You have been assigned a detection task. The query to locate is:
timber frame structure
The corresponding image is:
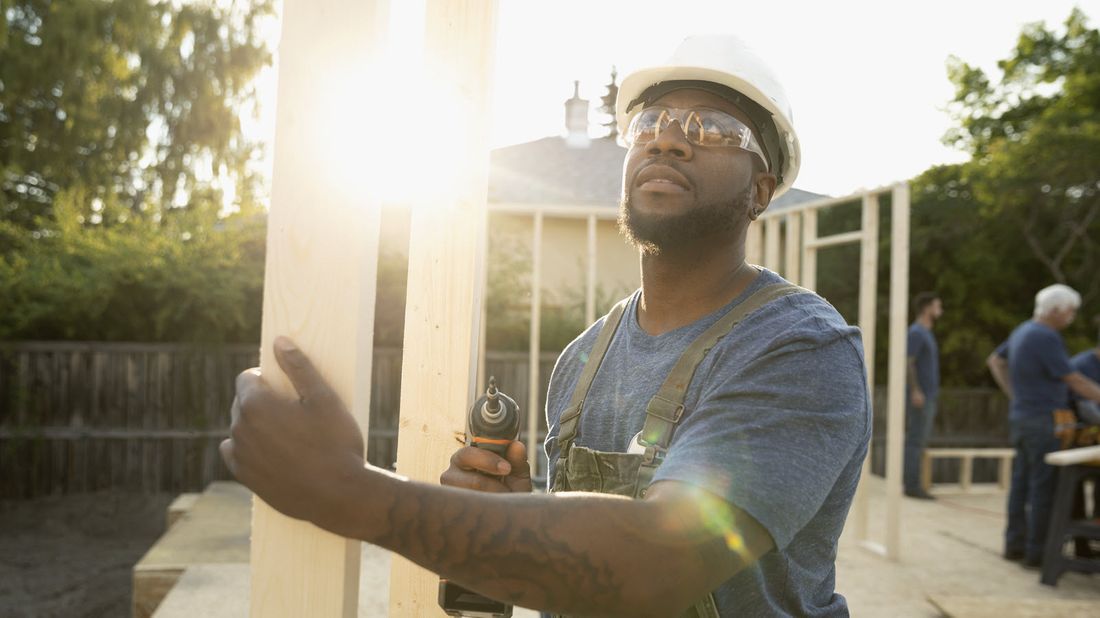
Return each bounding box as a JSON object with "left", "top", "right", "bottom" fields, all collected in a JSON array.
[{"left": 751, "top": 184, "right": 912, "bottom": 560}]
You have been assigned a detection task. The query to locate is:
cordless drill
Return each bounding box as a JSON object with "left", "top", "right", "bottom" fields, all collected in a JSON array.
[{"left": 438, "top": 377, "right": 520, "bottom": 618}]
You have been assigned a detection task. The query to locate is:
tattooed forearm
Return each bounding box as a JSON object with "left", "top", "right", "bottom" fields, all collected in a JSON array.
[{"left": 339, "top": 468, "right": 767, "bottom": 617}]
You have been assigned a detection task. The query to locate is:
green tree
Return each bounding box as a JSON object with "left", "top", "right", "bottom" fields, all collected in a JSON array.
[
  {"left": 945, "top": 8, "right": 1100, "bottom": 311},
  {"left": 0, "top": 186, "right": 266, "bottom": 342},
  {"left": 1, "top": 0, "right": 274, "bottom": 229},
  {"left": 0, "top": 0, "right": 274, "bottom": 343}
]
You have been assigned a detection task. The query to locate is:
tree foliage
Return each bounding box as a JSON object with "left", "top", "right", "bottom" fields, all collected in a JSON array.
[
  {"left": 0, "top": 187, "right": 266, "bottom": 342},
  {"left": 851, "top": 8, "right": 1100, "bottom": 386},
  {"left": 1, "top": 0, "right": 274, "bottom": 228},
  {"left": 0, "top": 0, "right": 274, "bottom": 343},
  {"left": 945, "top": 8, "right": 1100, "bottom": 307}
]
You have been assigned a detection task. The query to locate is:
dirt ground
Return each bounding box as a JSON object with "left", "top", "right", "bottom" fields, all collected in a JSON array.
[{"left": 0, "top": 491, "right": 174, "bottom": 618}]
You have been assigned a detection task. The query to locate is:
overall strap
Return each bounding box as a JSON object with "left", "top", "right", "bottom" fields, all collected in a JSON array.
[
  {"left": 555, "top": 298, "right": 630, "bottom": 462},
  {"left": 635, "top": 282, "right": 811, "bottom": 492}
]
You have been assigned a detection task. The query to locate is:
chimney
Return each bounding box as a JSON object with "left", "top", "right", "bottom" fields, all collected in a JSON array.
[{"left": 564, "top": 80, "right": 590, "bottom": 148}]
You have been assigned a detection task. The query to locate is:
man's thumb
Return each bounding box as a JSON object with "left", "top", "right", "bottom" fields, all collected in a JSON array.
[{"left": 273, "top": 337, "right": 334, "bottom": 409}]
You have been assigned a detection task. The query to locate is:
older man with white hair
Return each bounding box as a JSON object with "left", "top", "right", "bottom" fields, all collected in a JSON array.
[{"left": 988, "top": 284, "right": 1100, "bottom": 569}]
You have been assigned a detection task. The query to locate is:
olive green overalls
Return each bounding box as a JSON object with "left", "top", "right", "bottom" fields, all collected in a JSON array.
[{"left": 549, "top": 282, "right": 807, "bottom": 618}]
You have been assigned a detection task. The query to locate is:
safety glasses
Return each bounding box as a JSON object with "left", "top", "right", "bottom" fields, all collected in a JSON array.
[{"left": 624, "top": 106, "right": 769, "bottom": 170}]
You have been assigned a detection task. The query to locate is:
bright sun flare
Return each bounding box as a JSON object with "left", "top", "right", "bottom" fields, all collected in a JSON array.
[{"left": 305, "top": 2, "right": 476, "bottom": 208}]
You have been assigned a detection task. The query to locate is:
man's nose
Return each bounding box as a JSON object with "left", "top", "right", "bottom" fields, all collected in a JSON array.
[{"left": 645, "top": 120, "right": 694, "bottom": 160}]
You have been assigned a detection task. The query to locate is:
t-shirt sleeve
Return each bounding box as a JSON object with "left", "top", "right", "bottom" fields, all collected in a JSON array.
[
  {"left": 995, "top": 340, "right": 1009, "bottom": 359},
  {"left": 652, "top": 310, "right": 869, "bottom": 551},
  {"left": 1037, "top": 330, "right": 1073, "bottom": 380},
  {"left": 907, "top": 326, "right": 924, "bottom": 360}
]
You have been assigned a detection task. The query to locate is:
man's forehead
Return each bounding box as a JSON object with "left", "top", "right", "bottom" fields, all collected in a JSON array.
[{"left": 647, "top": 87, "right": 754, "bottom": 126}]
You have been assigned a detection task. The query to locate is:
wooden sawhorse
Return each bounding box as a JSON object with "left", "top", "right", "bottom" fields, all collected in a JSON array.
[{"left": 1040, "top": 445, "right": 1100, "bottom": 586}]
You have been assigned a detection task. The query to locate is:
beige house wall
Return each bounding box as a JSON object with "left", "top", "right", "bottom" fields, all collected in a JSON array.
[
  {"left": 377, "top": 205, "right": 639, "bottom": 317},
  {"left": 489, "top": 211, "right": 638, "bottom": 313}
]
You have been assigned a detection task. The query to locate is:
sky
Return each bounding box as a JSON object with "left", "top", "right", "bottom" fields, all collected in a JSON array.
[{"left": 247, "top": 0, "right": 1097, "bottom": 198}]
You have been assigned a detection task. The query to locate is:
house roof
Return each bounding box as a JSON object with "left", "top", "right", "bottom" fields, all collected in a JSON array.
[
  {"left": 488, "top": 136, "right": 826, "bottom": 209},
  {"left": 489, "top": 137, "right": 627, "bottom": 205}
]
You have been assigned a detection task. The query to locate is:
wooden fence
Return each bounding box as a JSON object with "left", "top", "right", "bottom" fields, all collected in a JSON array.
[
  {"left": 870, "top": 386, "right": 1011, "bottom": 483},
  {"left": 0, "top": 342, "right": 558, "bottom": 498},
  {"left": 1, "top": 341, "right": 1010, "bottom": 498}
]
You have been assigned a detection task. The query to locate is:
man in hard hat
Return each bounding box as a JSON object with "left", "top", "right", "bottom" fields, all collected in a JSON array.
[{"left": 223, "top": 35, "right": 869, "bottom": 616}]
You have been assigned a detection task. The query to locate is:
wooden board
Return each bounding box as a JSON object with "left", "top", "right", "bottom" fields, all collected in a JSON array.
[
  {"left": 1046, "top": 444, "right": 1100, "bottom": 466},
  {"left": 387, "top": 2, "right": 499, "bottom": 616},
  {"left": 132, "top": 482, "right": 251, "bottom": 618},
  {"left": 247, "top": 0, "right": 388, "bottom": 616}
]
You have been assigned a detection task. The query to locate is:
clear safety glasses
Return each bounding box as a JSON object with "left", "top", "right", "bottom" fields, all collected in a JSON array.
[{"left": 624, "top": 106, "right": 769, "bottom": 170}]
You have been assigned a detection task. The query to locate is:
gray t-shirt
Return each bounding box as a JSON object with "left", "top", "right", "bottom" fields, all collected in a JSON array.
[{"left": 544, "top": 269, "right": 870, "bottom": 617}]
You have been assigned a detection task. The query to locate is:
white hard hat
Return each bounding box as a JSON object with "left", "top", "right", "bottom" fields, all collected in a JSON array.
[{"left": 616, "top": 35, "right": 801, "bottom": 198}]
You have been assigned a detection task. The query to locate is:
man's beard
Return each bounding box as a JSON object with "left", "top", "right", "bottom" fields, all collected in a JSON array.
[{"left": 617, "top": 183, "right": 755, "bottom": 255}]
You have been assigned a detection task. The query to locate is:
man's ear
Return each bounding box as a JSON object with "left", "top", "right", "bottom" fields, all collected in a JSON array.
[{"left": 748, "top": 172, "right": 778, "bottom": 221}]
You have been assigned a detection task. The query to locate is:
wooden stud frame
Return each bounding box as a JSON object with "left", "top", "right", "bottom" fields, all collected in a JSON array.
[{"left": 757, "top": 183, "right": 909, "bottom": 561}]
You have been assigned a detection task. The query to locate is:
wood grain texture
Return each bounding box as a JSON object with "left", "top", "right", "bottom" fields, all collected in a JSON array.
[
  {"left": 388, "top": 2, "right": 499, "bottom": 616},
  {"left": 249, "top": 0, "right": 388, "bottom": 615}
]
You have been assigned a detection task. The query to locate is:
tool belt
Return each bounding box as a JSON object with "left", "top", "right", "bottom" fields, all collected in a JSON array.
[
  {"left": 1054, "top": 408, "right": 1100, "bottom": 449},
  {"left": 550, "top": 282, "right": 809, "bottom": 618}
]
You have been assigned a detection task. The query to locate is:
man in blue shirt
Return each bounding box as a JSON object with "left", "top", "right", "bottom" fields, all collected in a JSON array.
[
  {"left": 1068, "top": 340, "right": 1100, "bottom": 557},
  {"left": 905, "top": 292, "right": 942, "bottom": 499},
  {"left": 987, "top": 284, "right": 1100, "bottom": 568},
  {"left": 1070, "top": 343, "right": 1100, "bottom": 425}
]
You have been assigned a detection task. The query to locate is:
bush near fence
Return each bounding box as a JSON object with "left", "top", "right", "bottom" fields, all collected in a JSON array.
[{"left": 1, "top": 342, "right": 1010, "bottom": 498}]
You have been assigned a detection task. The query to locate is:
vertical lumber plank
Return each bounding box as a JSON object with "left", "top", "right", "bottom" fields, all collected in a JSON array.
[
  {"left": 783, "top": 212, "right": 801, "bottom": 284},
  {"left": 388, "top": 2, "right": 498, "bottom": 615},
  {"left": 999, "top": 455, "right": 1013, "bottom": 490},
  {"left": 800, "top": 209, "right": 818, "bottom": 291},
  {"left": 853, "top": 192, "right": 880, "bottom": 542},
  {"left": 885, "top": 183, "right": 911, "bottom": 560},
  {"left": 960, "top": 455, "right": 973, "bottom": 492},
  {"left": 248, "top": 1, "right": 388, "bottom": 616},
  {"left": 527, "top": 211, "right": 544, "bottom": 473},
  {"left": 763, "top": 216, "right": 780, "bottom": 271}
]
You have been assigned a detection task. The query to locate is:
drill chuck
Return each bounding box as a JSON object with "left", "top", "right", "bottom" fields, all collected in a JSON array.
[{"left": 468, "top": 377, "right": 520, "bottom": 454}]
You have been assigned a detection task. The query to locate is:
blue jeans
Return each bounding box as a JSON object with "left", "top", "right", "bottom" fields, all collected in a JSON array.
[
  {"left": 903, "top": 398, "right": 937, "bottom": 492},
  {"left": 1005, "top": 415, "right": 1061, "bottom": 561}
]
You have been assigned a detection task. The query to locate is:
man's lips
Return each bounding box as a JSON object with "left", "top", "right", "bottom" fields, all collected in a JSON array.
[{"left": 634, "top": 165, "right": 691, "bottom": 193}]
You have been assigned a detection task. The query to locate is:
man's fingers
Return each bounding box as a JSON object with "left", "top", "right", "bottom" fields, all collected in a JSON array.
[
  {"left": 272, "top": 337, "right": 337, "bottom": 410},
  {"left": 504, "top": 441, "right": 531, "bottom": 479},
  {"left": 449, "top": 446, "right": 510, "bottom": 475},
  {"left": 236, "top": 368, "right": 263, "bottom": 401},
  {"left": 219, "top": 439, "right": 239, "bottom": 478},
  {"left": 439, "top": 467, "right": 512, "bottom": 493}
]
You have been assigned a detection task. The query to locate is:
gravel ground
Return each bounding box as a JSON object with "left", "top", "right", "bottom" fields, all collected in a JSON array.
[{"left": 0, "top": 491, "right": 174, "bottom": 618}]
